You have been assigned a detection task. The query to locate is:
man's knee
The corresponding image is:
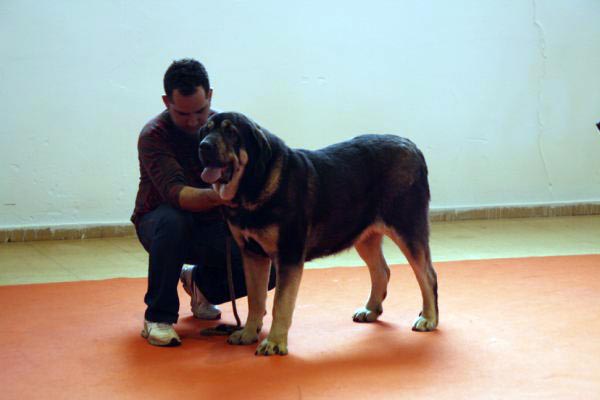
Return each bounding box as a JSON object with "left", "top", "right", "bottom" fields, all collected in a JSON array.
[
  {"left": 154, "top": 205, "right": 192, "bottom": 239},
  {"left": 136, "top": 206, "right": 193, "bottom": 252}
]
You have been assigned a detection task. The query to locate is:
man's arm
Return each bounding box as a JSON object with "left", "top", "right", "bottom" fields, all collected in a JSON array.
[
  {"left": 178, "top": 186, "right": 226, "bottom": 212},
  {"left": 138, "top": 128, "right": 227, "bottom": 213}
]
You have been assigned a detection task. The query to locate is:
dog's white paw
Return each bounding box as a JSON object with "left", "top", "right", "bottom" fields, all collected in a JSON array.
[
  {"left": 352, "top": 306, "right": 382, "bottom": 323},
  {"left": 255, "top": 337, "right": 288, "bottom": 356},
  {"left": 412, "top": 313, "right": 438, "bottom": 332},
  {"left": 227, "top": 327, "right": 259, "bottom": 345}
]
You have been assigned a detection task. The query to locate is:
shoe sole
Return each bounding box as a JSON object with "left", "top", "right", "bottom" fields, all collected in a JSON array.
[
  {"left": 141, "top": 330, "right": 181, "bottom": 347},
  {"left": 180, "top": 268, "right": 193, "bottom": 297},
  {"left": 193, "top": 312, "right": 222, "bottom": 320},
  {"left": 182, "top": 268, "right": 222, "bottom": 320}
]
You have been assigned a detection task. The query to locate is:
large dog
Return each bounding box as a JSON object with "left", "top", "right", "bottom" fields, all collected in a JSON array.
[{"left": 197, "top": 112, "right": 438, "bottom": 356}]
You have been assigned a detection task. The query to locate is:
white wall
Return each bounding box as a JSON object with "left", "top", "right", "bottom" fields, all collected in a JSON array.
[{"left": 1, "top": 0, "right": 599, "bottom": 228}]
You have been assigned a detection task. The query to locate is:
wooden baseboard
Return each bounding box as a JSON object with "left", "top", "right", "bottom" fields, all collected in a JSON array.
[
  {"left": 0, "top": 224, "right": 136, "bottom": 243},
  {"left": 429, "top": 202, "right": 600, "bottom": 222},
  {"left": 1, "top": 202, "right": 599, "bottom": 243}
]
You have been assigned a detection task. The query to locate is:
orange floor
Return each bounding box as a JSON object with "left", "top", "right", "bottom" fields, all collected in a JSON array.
[{"left": 1, "top": 255, "right": 599, "bottom": 399}]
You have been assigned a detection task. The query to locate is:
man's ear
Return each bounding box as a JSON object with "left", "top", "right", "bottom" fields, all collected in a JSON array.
[{"left": 162, "top": 95, "right": 171, "bottom": 108}]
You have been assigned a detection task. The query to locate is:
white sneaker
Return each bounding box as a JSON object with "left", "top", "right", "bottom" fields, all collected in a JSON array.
[
  {"left": 180, "top": 265, "right": 222, "bottom": 320},
  {"left": 141, "top": 320, "right": 181, "bottom": 346}
]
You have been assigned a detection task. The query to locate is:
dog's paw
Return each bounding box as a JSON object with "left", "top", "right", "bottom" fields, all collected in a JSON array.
[
  {"left": 352, "top": 306, "right": 382, "bottom": 323},
  {"left": 227, "top": 327, "right": 259, "bottom": 345},
  {"left": 255, "top": 337, "right": 288, "bottom": 356},
  {"left": 412, "top": 313, "right": 438, "bottom": 332}
]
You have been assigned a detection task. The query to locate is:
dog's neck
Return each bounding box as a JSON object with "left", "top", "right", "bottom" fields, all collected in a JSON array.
[{"left": 235, "top": 152, "right": 283, "bottom": 211}]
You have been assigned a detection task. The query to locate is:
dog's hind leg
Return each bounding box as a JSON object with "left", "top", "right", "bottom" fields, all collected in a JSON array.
[
  {"left": 352, "top": 232, "right": 391, "bottom": 323},
  {"left": 389, "top": 231, "right": 438, "bottom": 331}
]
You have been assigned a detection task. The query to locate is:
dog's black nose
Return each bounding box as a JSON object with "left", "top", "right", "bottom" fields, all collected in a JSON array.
[
  {"left": 199, "top": 141, "right": 216, "bottom": 163},
  {"left": 199, "top": 140, "right": 213, "bottom": 153}
]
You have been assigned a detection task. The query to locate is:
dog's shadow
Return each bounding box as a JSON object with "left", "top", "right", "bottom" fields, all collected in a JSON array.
[
  {"left": 183, "top": 314, "right": 447, "bottom": 369},
  {"left": 122, "top": 315, "right": 457, "bottom": 398}
]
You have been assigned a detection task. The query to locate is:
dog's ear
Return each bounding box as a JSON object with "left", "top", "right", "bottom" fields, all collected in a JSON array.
[
  {"left": 250, "top": 122, "right": 272, "bottom": 160},
  {"left": 244, "top": 118, "right": 272, "bottom": 177}
]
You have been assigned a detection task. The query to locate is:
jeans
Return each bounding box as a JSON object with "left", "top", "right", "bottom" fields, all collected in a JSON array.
[{"left": 135, "top": 204, "right": 276, "bottom": 323}]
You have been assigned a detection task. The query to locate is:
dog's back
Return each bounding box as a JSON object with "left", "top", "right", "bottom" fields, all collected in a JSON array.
[{"left": 292, "top": 134, "right": 431, "bottom": 261}]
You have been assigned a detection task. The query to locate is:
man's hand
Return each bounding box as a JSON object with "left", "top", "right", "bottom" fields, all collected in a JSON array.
[
  {"left": 223, "top": 200, "right": 239, "bottom": 208},
  {"left": 178, "top": 186, "right": 226, "bottom": 212}
]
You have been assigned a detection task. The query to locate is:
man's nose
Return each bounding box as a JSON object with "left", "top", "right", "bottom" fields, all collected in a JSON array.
[{"left": 187, "top": 117, "right": 199, "bottom": 127}]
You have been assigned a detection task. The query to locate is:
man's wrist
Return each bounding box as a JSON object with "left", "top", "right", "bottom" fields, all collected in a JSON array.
[{"left": 178, "top": 186, "right": 223, "bottom": 211}]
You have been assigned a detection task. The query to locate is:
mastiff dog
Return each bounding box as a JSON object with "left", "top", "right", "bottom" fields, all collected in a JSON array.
[{"left": 197, "top": 112, "right": 438, "bottom": 356}]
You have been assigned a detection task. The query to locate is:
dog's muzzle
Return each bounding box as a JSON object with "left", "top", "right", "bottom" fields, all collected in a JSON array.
[
  {"left": 199, "top": 139, "right": 234, "bottom": 184},
  {"left": 199, "top": 141, "right": 218, "bottom": 165}
]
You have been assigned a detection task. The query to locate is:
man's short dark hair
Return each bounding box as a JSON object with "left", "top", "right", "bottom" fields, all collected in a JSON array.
[{"left": 163, "top": 59, "right": 210, "bottom": 99}]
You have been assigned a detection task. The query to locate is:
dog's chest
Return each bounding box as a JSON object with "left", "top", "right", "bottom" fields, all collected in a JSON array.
[
  {"left": 227, "top": 208, "right": 280, "bottom": 256},
  {"left": 226, "top": 205, "right": 280, "bottom": 229},
  {"left": 235, "top": 225, "right": 279, "bottom": 257}
]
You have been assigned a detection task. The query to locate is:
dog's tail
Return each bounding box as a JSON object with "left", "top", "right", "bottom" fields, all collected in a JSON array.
[{"left": 414, "top": 148, "right": 431, "bottom": 204}]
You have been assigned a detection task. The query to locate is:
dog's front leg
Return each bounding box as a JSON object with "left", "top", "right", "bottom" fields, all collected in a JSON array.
[
  {"left": 255, "top": 262, "right": 303, "bottom": 356},
  {"left": 227, "top": 251, "right": 271, "bottom": 345}
]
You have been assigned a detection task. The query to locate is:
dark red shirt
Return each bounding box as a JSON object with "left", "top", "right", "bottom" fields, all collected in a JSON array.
[{"left": 131, "top": 110, "right": 219, "bottom": 226}]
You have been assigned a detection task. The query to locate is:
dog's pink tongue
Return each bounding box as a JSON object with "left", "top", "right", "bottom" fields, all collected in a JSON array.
[{"left": 201, "top": 167, "right": 223, "bottom": 184}]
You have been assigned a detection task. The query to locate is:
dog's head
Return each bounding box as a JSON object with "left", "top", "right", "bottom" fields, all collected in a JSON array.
[{"left": 198, "top": 112, "right": 272, "bottom": 201}]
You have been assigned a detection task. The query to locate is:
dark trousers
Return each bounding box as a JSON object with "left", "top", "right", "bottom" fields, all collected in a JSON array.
[{"left": 135, "top": 204, "right": 276, "bottom": 323}]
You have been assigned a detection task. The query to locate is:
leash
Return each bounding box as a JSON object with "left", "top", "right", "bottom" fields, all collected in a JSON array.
[
  {"left": 200, "top": 226, "right": 243, "bottom": 336},
  {"left": 226, "top": 235, "right": 242, "bottom": 327}
]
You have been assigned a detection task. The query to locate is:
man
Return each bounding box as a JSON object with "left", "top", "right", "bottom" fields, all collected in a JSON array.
[{"left": 132, "top": 59, "right": 275, "bottom": 346}]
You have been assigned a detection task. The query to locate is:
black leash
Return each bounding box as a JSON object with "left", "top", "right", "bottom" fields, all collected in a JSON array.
[{"left": 200, "top": 226, "right": 243, "bottom": 336}]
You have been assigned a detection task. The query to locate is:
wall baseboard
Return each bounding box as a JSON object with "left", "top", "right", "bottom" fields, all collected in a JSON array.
[
  {"left": 1, "top": 202, "right": 599, "bottom": 243},
  {"left": 0, "top": 224, "right": 136, "bottom": 243},
  {"left": 429, "top": 202, "right": 600, "bottom": 222}
]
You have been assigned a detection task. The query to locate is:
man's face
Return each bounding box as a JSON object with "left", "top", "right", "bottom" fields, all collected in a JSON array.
[{"left": 162, "top": 86, "right": 213, "bottom": 135}]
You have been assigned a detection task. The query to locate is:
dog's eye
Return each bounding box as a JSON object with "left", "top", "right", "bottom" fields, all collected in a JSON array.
[{"left": 227, "top": 131, "right": 240, "bottom": 146}]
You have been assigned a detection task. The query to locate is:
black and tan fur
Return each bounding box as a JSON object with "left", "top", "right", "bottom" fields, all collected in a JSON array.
[{"left": 197, "top": 112, "right": 438, "bottom": 356}]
